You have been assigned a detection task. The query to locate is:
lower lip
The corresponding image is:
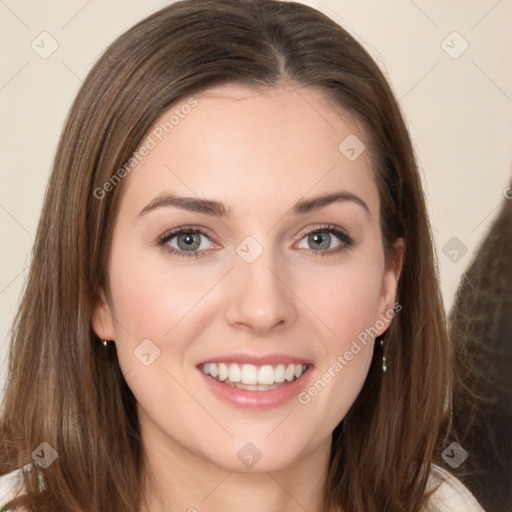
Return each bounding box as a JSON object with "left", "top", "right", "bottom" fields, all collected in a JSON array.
[{"left": 198, "top": 367, "right": 312, "bottom": 409}]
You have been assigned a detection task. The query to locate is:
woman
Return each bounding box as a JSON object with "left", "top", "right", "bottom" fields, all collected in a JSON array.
[{"left": 0, "top": 0, "right": 485, "bottom": 510}]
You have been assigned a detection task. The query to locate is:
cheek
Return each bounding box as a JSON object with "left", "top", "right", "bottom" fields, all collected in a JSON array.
[
  {"left": 294, "top": 259, "right": 383, "bottom": 417},
  {"left": 302, "top": 257, "right": 384, "bottom": 343},
  {"left": 104, "top": 247, "right": 215, "bottom": 438},
  {"left": 104, "top": 242, "right": 223, "bottom": 395},
  {"left": 107, "top": 244, "right": 219, "bottom": 343}
]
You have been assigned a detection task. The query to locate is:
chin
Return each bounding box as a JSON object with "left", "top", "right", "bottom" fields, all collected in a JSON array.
[{"left": 196, "top": 433, "right": 319, "bottom": 474}]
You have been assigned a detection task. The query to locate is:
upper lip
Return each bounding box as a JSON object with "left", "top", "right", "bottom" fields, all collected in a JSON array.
[{"left": 196, "top": 353, "right": 313, "bottom": 367}]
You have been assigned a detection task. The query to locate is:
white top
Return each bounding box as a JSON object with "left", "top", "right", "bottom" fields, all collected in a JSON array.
[
  {"left": 425, "top": 464, "right": 485, "bottom": 511},
  {"left": 0, "top": 464, "right": 45, "bottom": 511},
  {"left": 0, "top": 465, "right": 26, "bottom": 510},
  {"left": 0, "top": 463, "right": 485, "bottom": 511}
]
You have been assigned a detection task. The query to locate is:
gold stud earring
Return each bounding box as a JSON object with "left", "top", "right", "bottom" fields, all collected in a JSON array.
[{"left": 101, "top": 339, "right": 109, "bottom": 347}]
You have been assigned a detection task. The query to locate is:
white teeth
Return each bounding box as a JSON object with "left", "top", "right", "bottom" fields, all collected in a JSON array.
[
  {"left": 258, "top": 365, "right": 275, "bottom": 386},
  {"left": 228, "top": 363, "right": 241, "bottom": 383},
  {"left": 274, "top": 364, "right": 286, "bottom": 383},
  {"left": 218, "top": 363, "right": 228, "bottom": 382},
  {"left": 285, "top": 364, "right": 295, "bottom": 382},
  {"left": 241, "top": 364, "right": 258, "bottom": 385},
  {"left": 201, "top": 362, "right": 307, "bottom": 386}
]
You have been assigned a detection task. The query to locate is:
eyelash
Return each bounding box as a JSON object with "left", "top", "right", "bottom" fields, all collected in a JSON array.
[{"left": 156, "top": 224, "right": 354, "bottom": 260}]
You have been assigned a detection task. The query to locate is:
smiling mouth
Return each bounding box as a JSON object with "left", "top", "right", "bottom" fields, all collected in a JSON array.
[{"left": 199, "top": 362, "right": 309, "bottom": 391}]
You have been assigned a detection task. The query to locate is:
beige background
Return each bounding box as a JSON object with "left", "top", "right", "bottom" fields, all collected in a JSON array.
[{"left": 1, "top": 0, "right": 511, "bottom": 389}]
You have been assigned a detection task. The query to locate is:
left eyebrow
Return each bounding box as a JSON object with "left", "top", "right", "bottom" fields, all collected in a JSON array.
[
  {"left": 137, "top": 190, "right": 370, "bottom": 219},
  {"left": 292, "top": 191, "right": 370, "bottom": 217}
]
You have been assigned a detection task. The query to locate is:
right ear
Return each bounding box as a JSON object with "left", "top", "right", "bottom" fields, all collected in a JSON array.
[{"left": 91, "top": 288, "right": 116, "bottom": 341}]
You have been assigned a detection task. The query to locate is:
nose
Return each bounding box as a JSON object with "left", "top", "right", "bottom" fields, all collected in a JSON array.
[{"left": 224, "top": 245, "right": 298, "bottom": 335}]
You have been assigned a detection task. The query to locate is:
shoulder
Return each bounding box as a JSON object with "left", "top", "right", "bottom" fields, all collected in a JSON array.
[
  {"left": 423, "top": 464, "right": 485, "bottom": 512},
  {"left": 0, "top": 465, "right": 27, "bottom": 510},
  {"left": 0, "top": 463, "right": 45, "bottom": 511},
  {"left": 0, "top": 462, "right": 486, "bottom": 512}
]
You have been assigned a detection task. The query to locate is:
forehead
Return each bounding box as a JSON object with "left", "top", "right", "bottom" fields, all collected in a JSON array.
[{"left": 118, "top": 83, "right": 378, "bottom": 219}]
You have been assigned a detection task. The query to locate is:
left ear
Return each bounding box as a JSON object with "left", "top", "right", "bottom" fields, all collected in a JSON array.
[{"left": 376, "top": 238, "right": 404, "bottom": 335}]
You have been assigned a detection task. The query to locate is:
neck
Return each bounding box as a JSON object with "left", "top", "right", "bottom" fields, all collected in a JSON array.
[{"left": 139, "top": 423, "right": 333, "bottom": 512}]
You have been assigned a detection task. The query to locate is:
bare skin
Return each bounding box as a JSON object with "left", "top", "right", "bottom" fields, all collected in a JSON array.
[{"left": 92, "top": 82, "right": 402, "bottom": 512}]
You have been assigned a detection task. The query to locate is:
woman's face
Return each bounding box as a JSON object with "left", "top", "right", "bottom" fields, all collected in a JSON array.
[{"left": 93, "top": 83, "right": 401, "bottom": 472}]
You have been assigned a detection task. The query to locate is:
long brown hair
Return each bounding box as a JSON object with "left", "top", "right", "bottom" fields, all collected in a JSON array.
[{"left": 0, "top": 1, "right": 452, "bottom": 511}]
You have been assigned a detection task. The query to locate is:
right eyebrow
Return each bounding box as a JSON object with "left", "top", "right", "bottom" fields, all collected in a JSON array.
[{"left": 137, "top": 193, "right": 233, "bottom": 218}]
